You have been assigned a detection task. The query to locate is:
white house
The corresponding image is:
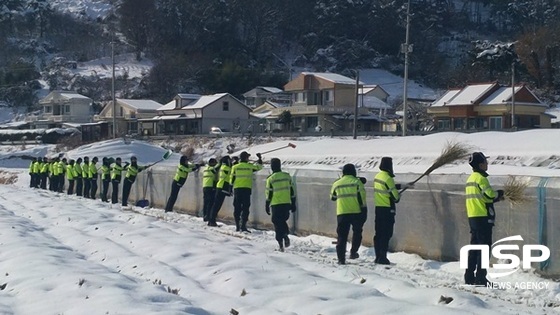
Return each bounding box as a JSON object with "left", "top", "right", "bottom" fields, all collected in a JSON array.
[
  {"left": 96, "top": 99, "right": 163, "bottom": 136},
  {"left": 28, "top": 91, "right": 93, "bottom": 128}
]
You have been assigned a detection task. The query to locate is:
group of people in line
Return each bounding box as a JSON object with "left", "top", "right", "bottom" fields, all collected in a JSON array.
[
  {"left": 29, "top": 149, "right": 504, "bottom": 283},
  {"left": 29, "top": 155, "right": 147, "bottom": 207}
]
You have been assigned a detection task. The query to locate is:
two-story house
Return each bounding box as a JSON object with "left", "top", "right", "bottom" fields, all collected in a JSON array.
[
  {"left": 29, "top": 91, "right": 93, "bottom": 128},
  {"left": 428, "top": 82, "right": 551, "bottom": 130},
  {"left": 272, "top": 72, "right": 378, "bottom": 132},
  {"left": 140, "top": 93, "right": 253, "bottom": 135},
  {"left": 96, "top": 99, "right": 163, "bottom": 136}
]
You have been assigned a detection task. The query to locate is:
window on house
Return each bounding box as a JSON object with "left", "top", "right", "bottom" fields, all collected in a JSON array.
[
  {"left": 489, "top": 117, "right": 502, "bottom": 130},
  {"left": 65, "top": 105, "right": 70, "bottom": 113},
  {"left": 223, "top": 101, "right": 229, "bottom": 111},
  {"left": 307, "top": 116, "right": 318, "bottom": 128},
  {"left": 437, "top": 119, "right": 450, "bottom": 130},
  {"left": 45, "top": 106, "right": 51, "bottom": 113},
  {"left": 119, "top": 107, "right": 124, "bottom": 117},
  {"left": 323, "top": 90, "right": 332, "bottom": 103}
]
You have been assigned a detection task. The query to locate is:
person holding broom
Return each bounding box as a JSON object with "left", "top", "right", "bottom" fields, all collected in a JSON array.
[
  {"left": 122, "top": 156, "right": 147, "bottom": 208},
  {"left": 164, "top": 155, "right": 199, "bottom": 213},
  {"left": 464, "top": 152, "right": 504, "bottom": 286},
  {"left": 230, "top": 151, "right": 263, "bottom": 232},
  {"left": 373, "top": 157, "right": 413, "bottom": 265}
]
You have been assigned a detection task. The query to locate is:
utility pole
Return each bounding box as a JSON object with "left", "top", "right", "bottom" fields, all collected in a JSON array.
[
  {"left": 511, "top": 62, "right": 515, "bottom": 129},
  {"left": 353, "top": 70, "right": 359, "bottom": 139},
  {"left": 401, "top": 0, "right": 412, "bottom": 136},
  {"left": 111, "top": 25, "right": 116, "bottom": 138}
]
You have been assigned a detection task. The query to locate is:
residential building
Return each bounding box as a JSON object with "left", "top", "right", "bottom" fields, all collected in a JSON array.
[
  {"left": 139, "top": 93, "right": 253, "bottom": 135},
  {"left": 242, "top": 86, "right": 291, "bottom": 108},
  {"left": 272, "top": 72, "right": 386, "bottom": 132},
  {"left": 96, "top": 99, "right": 163, "bottom": 136},
  {"left": 428, "top": 82, "right": 551, "bottom": 130},
  {"left": 28, "top": 91, "right": 93, "bottom": 128}
]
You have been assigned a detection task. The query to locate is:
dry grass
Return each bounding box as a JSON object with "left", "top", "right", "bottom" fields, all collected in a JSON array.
[{"left": 503, "top": 175, "right": 531, "bottom": 206}]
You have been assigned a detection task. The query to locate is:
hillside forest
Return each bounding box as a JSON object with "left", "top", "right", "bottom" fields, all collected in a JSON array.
[{"left": 0, "top": 0, "right": 559, "bottom": 110}]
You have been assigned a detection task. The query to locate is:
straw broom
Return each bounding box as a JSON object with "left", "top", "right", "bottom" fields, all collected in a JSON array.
[
  {"left": 400, "top": 141, "right": 472, "bottom": 193},
  {"left": 502, "top": 175, "right": 530, "bottom": 206}
]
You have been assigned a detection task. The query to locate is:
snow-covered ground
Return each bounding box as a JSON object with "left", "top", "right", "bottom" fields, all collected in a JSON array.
[{"left": 0, "top": 130, "right": 559, "bottom": 314}]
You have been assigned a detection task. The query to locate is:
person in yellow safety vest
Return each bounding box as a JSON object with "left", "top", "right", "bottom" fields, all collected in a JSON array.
[
  {"left": 40, "top": 157, "right": 49, "bottom": 189},
  {"left": 201, "top": 158, "right": 219, "bottom": 221},
  {"left": 56, "top": 158, "right": 66, "bottom": 193},
  {"left": 74, "top": 157, "right": 83, "bottom": 196},
  {"left": 89, "top": 157, "right": 99, "bottom": 199},
  {"left": 29, "top": 157, "right": 37, "bottom": 188},
  {"left": 100, "top": 157, "right": 112, "bottom": 202},
  {"left": 110, "top": 157, "right": 125, "bottom": 205},
  {"left": 34, "top": 157, "right": 43, "bottom": 188},
  {"left": 207, "top": 155, "right": 232, "bottom": 227},
  {"left": 82, "top": 156, "right": 91, "bottom": 198},
  {"left": 330, "top": 164, "right": 367, "bottom": 265},
  {"left": 373, "top": 157, "right": 413, "bottom": 265},
  {"left": 121, "top": 156, "right": 146, "bottom": 207},
  {"left": 66, "top": 159, "right": 76, "bottom": 194},
  {"left": 230, "top": 151, "right": 263, "bottom": 232},
  {"left": 464, "top": 152, "right": 504, "bottom": 286},
  {"left": 50, "top": 157, "right": 59, "bottom": 192},
  {"left": 165, "top": 155, "right": 199, "bottom": 212},
  {"left": 265, "top": 158, "right": 296, "bottom": 252}
]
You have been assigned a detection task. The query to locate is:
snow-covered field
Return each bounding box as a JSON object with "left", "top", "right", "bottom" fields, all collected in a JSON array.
[{"left": 0, "top": 130, "right": 559, "bottom": 314}]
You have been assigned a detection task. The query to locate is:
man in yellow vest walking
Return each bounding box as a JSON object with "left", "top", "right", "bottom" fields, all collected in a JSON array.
[
  {"left": 330, "top": 163, "right": 367, "bottom": 265},
  {"left": 464, "top": 152, "right": 504, "bottom": 285},
  {"left": 230, "top": 151, "right": 263, "bottom": 232},
  {"left": 265, "top": 158, "right": 296, "bottom": 251}
]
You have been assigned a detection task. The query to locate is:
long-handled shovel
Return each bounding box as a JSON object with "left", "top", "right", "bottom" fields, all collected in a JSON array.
[
  {"left": 259, "top": 143, "right": 297, "bottom": 155},
  {"left": 135, "top": 150, "right": 172, "bottom": 208}
]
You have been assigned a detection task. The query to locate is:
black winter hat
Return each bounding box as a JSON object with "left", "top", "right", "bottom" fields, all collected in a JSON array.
[
  {"left": 239, "top": 151, "right": 250, "bottom": 161},
  {"left": 180, "top": 155, "right": 188, "bottom": 165},
  {"left": 469, "top": 152, "right": 488, "bottom": 168},
  {"left": 380, "top": 157, "right": 393, "bottom": 173},
  {"left": 342, "top": 163, "right": 357, "bottom": 177},
  {"left": 270, "top": 158, "right": 282, "bottom": 172}
]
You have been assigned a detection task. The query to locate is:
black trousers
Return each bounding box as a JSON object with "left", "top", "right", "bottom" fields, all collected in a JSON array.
[
  {"left": 57, "top": 175, "right": 64, "bottom": 192},
  {"left": 271, "top": 204, "right": 291, "bottom": 246},
  {"left": 336, "top": 212, "right": 366, "bottom": 262},
  {"left": 111, "top": 180, "right": 120, "bottom": 204},
  {"left": 209, "top": 190, "right": 228, "bottom": 224},
  {"left": 202, "top": 187, "right": 216, "bottom": 220},
  {"left": 465, "top": 220, "right": 493, "bottom": 285},
  {"left": 165, "top": 181, "right": 182, "bottom": 212},
  {"left": 233, "top": 188, "right": 252, "bottom": 228},
  {"left": 373, "top": 207, "right": 395, "bottom": 259},
  {"left": 49, "top": 176, "right": 56, "bottom": 191},
  {"left": 83, "top": 178, "right": 91, "bottom": 198},
  {"left": 67, "top": 179, "right": 75, "bottom": 195},
  {"left": 374, "top": 207, "right": 395, "bottom": 261},
  {"left": 90, "top": 179, "right": 98, "bottom": 199},
  {"left": 29, "top": 174, "right": 35, "bottom": 188},
  {"left": 76, "top": 177, "right": 83, "bottom": 196},
  {"left": 122, "top": 179, "right": 133, "bottom": 207},
  {"left": 101, "top": 180, "right": 110, "bottom": 202},
  {"left": 40, "top": 174, "right": 47, "bottom": 189}
]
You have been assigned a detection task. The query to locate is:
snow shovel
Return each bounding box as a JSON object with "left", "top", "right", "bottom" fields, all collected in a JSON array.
[
  {"left": 259, "top": 143, "right": 297, "bottom": 155},
  {"left": 145, "top": 150, "right": 173, "bottom": 169},
  {"left": 135, "top": 170, "right": 151, "bottom": 208}
]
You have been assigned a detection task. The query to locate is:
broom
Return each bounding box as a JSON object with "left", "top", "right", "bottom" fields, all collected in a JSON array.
[
  {"left": 400, "top": 141, "right": 472, "bottom": 193},
  {"left": 502, "top": 175, "right": 530, "bottom": 206}
]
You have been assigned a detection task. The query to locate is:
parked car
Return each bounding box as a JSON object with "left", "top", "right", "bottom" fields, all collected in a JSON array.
[{"left": 209, "top": 127, "right": 224, "bottom": 135}]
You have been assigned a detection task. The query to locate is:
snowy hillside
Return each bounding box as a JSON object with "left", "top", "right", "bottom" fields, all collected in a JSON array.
[{"left": 49, "top": 0, "right": 112, "bottom": 20}]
